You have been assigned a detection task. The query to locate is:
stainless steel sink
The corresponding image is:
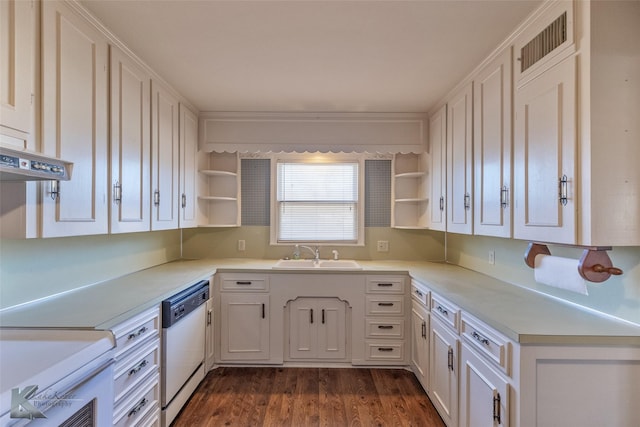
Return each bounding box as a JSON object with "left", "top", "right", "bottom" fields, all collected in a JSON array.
[{"left": 272, "top": 259, "right": 362, "bottom": 270}]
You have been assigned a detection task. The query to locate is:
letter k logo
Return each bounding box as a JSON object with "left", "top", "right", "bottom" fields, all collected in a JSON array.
[{"left": 10, "top": 385, "right": 46, "bottom": 419}]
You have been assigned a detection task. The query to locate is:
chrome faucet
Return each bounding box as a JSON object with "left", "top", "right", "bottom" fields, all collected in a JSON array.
[{"left": 299, "top": 245, "right": 320, "bottom": 263}]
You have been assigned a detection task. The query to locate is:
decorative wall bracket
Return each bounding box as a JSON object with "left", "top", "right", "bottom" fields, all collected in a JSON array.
[{"left": 524, "top": 242, "right": 623, "bottom": 283}]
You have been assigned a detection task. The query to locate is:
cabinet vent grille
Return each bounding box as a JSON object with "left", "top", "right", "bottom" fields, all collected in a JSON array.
[
  {"left": 59, "top": 400, "right": 95, "bottom": 427},
  {"left": 520, "top": 12, "right": 567, "bottom": 72}
]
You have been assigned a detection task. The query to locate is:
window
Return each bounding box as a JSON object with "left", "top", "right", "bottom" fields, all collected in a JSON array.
[{"left": 272, "top": 156, "right": 363, "bottom": 245}]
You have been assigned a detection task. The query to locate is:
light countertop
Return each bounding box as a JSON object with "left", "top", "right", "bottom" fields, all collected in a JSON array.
[{"left": 0, "top": 258, "right": 638, "bottom": 345}]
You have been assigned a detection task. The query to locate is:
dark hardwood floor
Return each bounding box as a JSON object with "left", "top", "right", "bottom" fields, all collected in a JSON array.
[{"left": 172, "top": 367, "right": 445, "bottom": 427}]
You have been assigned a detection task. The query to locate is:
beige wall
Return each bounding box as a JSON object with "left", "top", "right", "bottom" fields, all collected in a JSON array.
[
  {"left": 446, "top": 234, "right": 640, "bottom": 325},
  {"left": 182, "top": 226, "right": 445, "bottom": 262},
  {"left": 0, "top": 230, "right": 181, "bottom": 310}
]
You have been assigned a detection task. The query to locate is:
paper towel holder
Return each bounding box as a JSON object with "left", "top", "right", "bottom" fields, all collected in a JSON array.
[{"left": 524, "top": 242, "right": 623, "bottom": 283}]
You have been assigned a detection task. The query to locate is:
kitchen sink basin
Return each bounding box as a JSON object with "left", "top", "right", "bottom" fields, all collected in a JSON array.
[{"left": 272, "top": 259, "right": 362, "bottom": 270}]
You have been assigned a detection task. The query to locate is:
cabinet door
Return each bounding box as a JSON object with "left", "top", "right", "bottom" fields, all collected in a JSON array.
[
  {"left": 289, "top": 297, "right": 346, "bottom": 360},
  {"left": 474, "top": 48, "right": 512, "bottom": 238},
  {"left": 514, "top": 57, "right": 576, "bottom": 244},
  {"left": 179, "top": 104, "right": 199, "bottom": 228},
  {"left": 289, "top": 298, "right": 317, "bottom": 359},
  {"left": 460, "top": 343, "right": 509, "bottom": 427},
  {"left": 109, "top": 46, "right": 150, "bottom": 234},
  {"left": 220, "top": 293, "right": 269, "bottom": 361},
  {"left": 316, "top": 298, "right": 346, "bottom": 360},
  {"left": 429, "top": 316, "right": 459, "bottom": 427},
  {"left": 205, "top": 298, "right": 215, "bottom": 371},
  {"left": 411, "top": 301, "right": 429, "bottom": 390},
  {"left": 41, "top": 0, "right": 108, "bottom": 237},
  {"left": 447, "top": 82, "right": 473, "bottom": 235},
  {"left": 151, "top": 80, "right": 179, "bottom": 230},
  {"left": 429, "top": 105, "right": 447, "bottom": 231},
  {"left": 1, "top": 0, "right": 33, "bottom": 138}
]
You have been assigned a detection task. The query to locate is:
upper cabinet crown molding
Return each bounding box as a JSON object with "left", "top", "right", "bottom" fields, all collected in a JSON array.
[{"left": 199, "top": 112, "right": 428, "bottom": 154}]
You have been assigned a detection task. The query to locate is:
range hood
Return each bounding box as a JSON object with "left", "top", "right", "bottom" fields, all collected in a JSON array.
[{"left": 0, "top": 146, "right": 72, "bottom": 181}]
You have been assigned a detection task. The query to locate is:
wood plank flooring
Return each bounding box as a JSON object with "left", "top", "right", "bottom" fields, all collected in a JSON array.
[{"left": 172, "top": 367, "right": 445, "bottom": 427}]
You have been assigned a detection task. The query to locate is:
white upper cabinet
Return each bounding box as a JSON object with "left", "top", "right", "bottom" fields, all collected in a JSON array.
[
  {"left": 151, "top": 80, "right": 180, "bottom": 231},
  {"left": 109, "top": 45, "right": 151, "bottom": 234},
  {"left": 446, "top": 82, "right": 474, "bottom": 235},
  {"left": 513, "top": 56, "right": 576, "bottom": 244},
  {"left": 429, "top": 105, "right": 447, "bottom": 232},
  {"left": 576, "top": 0, "right": 640, "bottom": 246},
  {"left": 179, "top": 104, "right": 199, "bottom": 229},
  {"left": 41, "top": 0, "right": 109, "bottom": 238},
  {"left": 0, "top": 0, "right": 34, "bottom": 144},
  {"left": 473, "top": 48, "right": 513, "bottom": 238}
]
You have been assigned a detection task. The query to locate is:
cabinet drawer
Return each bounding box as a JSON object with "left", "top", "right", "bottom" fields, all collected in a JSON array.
[
  {"left": 366, "top": 276, "right": 405, "bottom": 294},
  {"left": 219, "top": 273, "right": 269, "bottom": 291},
  {"left": 430, "top": 293, "right": 460, "bottom": 331},
  {"left": 114, "top": 372, "right": 160, "bottom": 427},
  {"left": 138, "top": 407, "right": 161, "bottom": 427},
  {"left": 365, "top": 341, "right": 405, "bottom": 361},
  {"left": 112, "top": 307, "right": 160, "bottom": 359},
  {"left": 410, "top": 280, "right": 430, "bottom": 307},
  {"left": 366, "top": 318, "right": 404, "bottom": 339},
  {"left": 461, "top": 314, "right": 511, "bottom": 375},
  {"left": 365, "top": 295, "right": 404, "bottom": 316},
  {"left": 114, "top": 338, "right": 160, "bottom": 404}
]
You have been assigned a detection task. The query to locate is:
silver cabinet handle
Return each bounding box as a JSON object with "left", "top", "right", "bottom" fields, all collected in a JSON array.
[
  {"left": 464, "top": 192, "right": 471, "bottom": 210},
  {"left": 128, "top": 326, "right": 147, "bottom": 341},
  {"left": 50, "top": 180, "right": 60, "bottom": 200},
  {"left": 114, "top": 181, "right": 122, "bottom": 204},
  {"left": 558, "top": 175, "right": 568, "bottom": 206},
  {"left": 128, "top": 397, "right": 147, "bottom": 418},
  {"left": 436, "top": 305, "right": 449, "bottom": 316},
  {"left": 500, "top": 186, "right": 508, "bottom": 209},
  {"left": 181, "top": 193, "right": 186, "bottom": 208},
  {"left": 128, "top": 359, "right": 148, "bottom": 377},
  {"left": 472, "top": 331, "right": 490, "bottom": 346},
  {"left": 439, "top": 196, "right": 444, "bottom": 211},
  {"left": 153, "top": 190, "right": 160, "bottom": 206},
  {"left": 447, "top": 348, "right": 454, "bottom": 371},
  {"left": 493, "top": 393, "right": 502, "bottom": 424}
]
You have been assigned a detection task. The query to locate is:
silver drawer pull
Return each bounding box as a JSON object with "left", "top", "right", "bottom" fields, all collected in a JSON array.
[
  {"left": 236, "top": 281, "right": 252, "bottom": 285},
  {"left": 378, "top": 347, "right": 394, "bottom": 352},
  {"left": 128, "top": 359, "right": 148, "bottom": 376},
  {"left": 128, "top": 397, "right": 147, "bottom": 418},
  {"left": 378, "top": 325, "right": 394, "bottom": 329},
  {"left": 128, "top": 326, "right": 147, "bottom": 340},
  {"left": 414, "top": 289, "right": 423, "bottom": 297},
  {"left": 377, "top": 283, "right": 393, "bottom": 287},
  {"left": 472, "top": 331, "right": 490, "bottom": 346},
  {"left": 378, "top": 302, "right": 394, "bottom": 307},
  {"left": 436, "top": 305, "right": 449, "bottom": 316}
]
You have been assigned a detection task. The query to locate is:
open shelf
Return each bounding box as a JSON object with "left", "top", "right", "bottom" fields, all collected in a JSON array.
[
  {"left": 198, "top": 152, "right": 240, "bottom": 227},
  {"left": 392, "top": 153, "right": 430, "bottom": 229}
]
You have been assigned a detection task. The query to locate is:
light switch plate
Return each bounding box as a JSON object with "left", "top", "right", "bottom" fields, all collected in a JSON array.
[
  {"left": 238, "top": 240, "right": 246, "bottom": 251},
  {"left": 377, "top": 240, "right": 389, "bottom": 252}
]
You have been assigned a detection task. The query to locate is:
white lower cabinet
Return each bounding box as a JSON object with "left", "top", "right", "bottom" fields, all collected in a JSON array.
[
  {"left": 429, "top": 315, "right": 459, "bottom": 427},
  {"left": 411, "top": 300, "right": 429, "bottom": 390},
  {"left": 460, "top": 343, "right": 509, "bottom": 427},
  {"left": 219, "top": 292, "right": 270, "bottom": 361},
  {"left": 110, "top": 307, "right": 161, "bottom": 426},
  {"left": 288, "top": 297, "right": 347, "bottom": 360}
]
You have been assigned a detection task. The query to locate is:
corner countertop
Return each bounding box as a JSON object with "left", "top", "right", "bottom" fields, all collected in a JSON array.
[{"left": 1, "top": 258, "right": 638, "bottom": 346}]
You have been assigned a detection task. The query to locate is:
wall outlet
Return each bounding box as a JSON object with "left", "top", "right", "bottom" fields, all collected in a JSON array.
[
  {"left": 377, "top": 240, "right": 389, "bottom": 252},
  {"left": 238, "top": 240, "right": 246, "bottom": 251},
  {"left": 488, "top": 250, "right": 495, "bottom": 265}
]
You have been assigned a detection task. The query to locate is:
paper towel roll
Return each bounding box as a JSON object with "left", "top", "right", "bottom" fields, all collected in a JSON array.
[{"left": 534, "top": 254, "right": 589, "bottom": 295}]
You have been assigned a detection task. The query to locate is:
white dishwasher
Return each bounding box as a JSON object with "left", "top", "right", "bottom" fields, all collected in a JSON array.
[{"left": 161, "top": 280, "right": 209, "bottom": 426}]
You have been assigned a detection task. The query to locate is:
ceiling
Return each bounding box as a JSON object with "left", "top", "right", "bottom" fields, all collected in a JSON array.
[{"left": 82, "top": 0, "right": 541, "bottom": 113}]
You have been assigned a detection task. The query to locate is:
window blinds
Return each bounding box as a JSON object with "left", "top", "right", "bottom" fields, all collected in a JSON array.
[{"left": 277, "top": 162, "right": 359, "bottom": 242}]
